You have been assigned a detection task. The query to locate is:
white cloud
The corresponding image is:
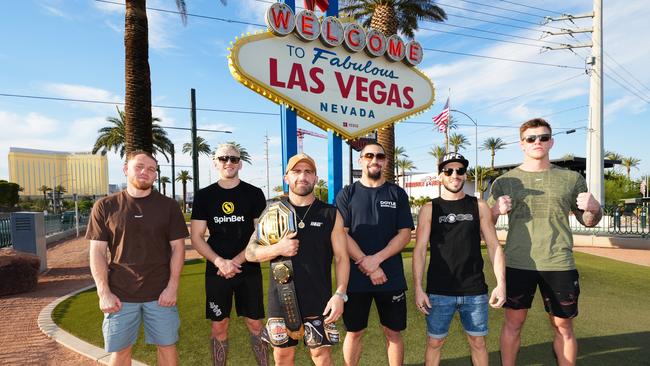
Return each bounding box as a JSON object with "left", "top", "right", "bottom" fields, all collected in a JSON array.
[
  {"left": 41, "top": 4, "right": 68, "bottom": 18},
  {"left": 42, "top": 83, "right": 121, "bottom": 103}
]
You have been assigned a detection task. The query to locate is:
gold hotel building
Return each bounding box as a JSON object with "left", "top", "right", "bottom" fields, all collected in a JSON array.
[{"left": 8, "top": 147, "right": 109, "bottom": 197}]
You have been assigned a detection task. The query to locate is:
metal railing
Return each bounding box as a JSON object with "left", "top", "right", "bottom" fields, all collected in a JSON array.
[
  {"left": 0, "top": 217, "right": 10, "bottom": 248},
  {"left": 495, "top": 204, "right": 649, "bottom": 237},
  {"left": 0, "top": 212, "right": 89, "bottom": 248}
]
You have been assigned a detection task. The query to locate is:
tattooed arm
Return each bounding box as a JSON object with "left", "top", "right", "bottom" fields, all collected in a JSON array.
[{"left": 244, "top": 229, "right": 299, "bottom": 263}]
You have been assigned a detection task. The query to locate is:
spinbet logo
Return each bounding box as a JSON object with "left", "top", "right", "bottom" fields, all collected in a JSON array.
[
  {"left": 222, "top": 201, "right": 235, "bottom": 214},
  {"left": 214, "top": 215, "right": 245, "bottom": 224}
]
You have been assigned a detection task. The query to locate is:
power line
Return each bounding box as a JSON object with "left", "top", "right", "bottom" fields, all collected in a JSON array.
[
  {"left": 429, "top": 22, "right": 573, "bottom": 46},
  {"left": 454, "top": 0, "right": 548, "bottom": 19},
  {"left": 422, "top": 48, "right": 584, "bottom": 69},
  {"left": 420, "top": 27, "right": 553, "bottom": 48},
  {"left": 95, "top": 0, "right": 266, "bottom": 28},
  {"left": 469, "top": 73, "right": 586, "bottom": 113},
  {"left": 0, "top": 92, "right": 280, "bottom": 116},
  {"left": 438, "top": 13, "right": 549, "bottom": 34},
  {"left": 435, "top": 1, "right": 565, "bottom": 30},
  {"left": 498, "top": 0, "right": 565, "bottom": 16}
]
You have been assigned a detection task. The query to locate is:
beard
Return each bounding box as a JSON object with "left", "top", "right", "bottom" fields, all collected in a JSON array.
[
  {"left": 130, "top": 177, "right": 153, "bottom": 190},
  {"left": 443, "top": 180, "right": 465, "bottom": 193},
  {"left": 290, "top": 181, "right": 314, "bottom": 196},
  {"left": 366, "top": 165, "right": 382, "bottom": 181}
]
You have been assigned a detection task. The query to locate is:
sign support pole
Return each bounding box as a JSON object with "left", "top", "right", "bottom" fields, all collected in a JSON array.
[
  {"left": 326, "top": 0, "right": 342, "bottom": 203},
  {"left": 281, "top": 0, "right": 297, "bottom": 194}
]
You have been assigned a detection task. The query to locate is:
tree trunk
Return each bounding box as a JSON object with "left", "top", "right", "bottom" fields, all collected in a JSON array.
[
  {"left": 371, "top": 5, "right": 398, "bottom": 182},
  {"left": 124, "top": 0, "right": 153, "bottom": 155},
  {"left": 182, "top": 183, "right": 187, "bottom": 213},
  {"left": 491, "top": 151, "right": 495, "bottom": 169}
]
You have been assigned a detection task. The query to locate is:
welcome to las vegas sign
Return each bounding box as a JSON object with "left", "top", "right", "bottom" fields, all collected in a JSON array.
[{"left": 228, "top": 3, "right": 435, "bottom": 140}]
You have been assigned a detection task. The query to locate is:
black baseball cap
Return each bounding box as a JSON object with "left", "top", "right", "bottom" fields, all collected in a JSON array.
[{"left": 438, "top": 152, "right": 469, "bottom": 173}]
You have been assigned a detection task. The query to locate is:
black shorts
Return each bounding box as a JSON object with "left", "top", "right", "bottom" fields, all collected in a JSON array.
[
  {"left": 505, "top": 267, "right": 580, "bottom": 318},
  {"left": 342, "top": 290, "right": 407, "bottom": 332},
  {"left": 261, "top": 315, "right": 340, "bottom": 349},
  {"left": 205, "top": 271, "right": 265, "bottom": 321}
]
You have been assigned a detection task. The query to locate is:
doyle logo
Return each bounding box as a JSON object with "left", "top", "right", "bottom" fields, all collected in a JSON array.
[
  {"left": 214, "top": 215, "right": 245, "bottom": 224},
  {"left": 227, "top": 3, "right": 435, "bottom": 140},
  {"left": 310, "top": 221, "right": 323, "bottom": 227},
  {"left": 439, "top": 213, "right": 473, "bottom": 224},
  {"left": 380, "top": 200, "right": 397, "bottom": 209},
  {"left": 222, "top": 201, "right": 235, "bottom": 214}
]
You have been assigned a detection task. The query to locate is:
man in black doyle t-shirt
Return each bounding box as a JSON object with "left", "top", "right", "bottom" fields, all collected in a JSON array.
[
  {"left": 245, "top": 153, "right": 349, "bottom": 366},
  {"left": 335, "top": 143, "right": 414, "bottom": 366},
  {"left": 412, "top": 153, "right": 505, "bottom": 366},
  {"left": 190, "top": 143, "right": 268, "bottom": 366}
]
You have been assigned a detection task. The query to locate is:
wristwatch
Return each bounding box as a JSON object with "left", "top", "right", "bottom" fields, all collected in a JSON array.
[{"left": 334, "top": 291, "right": 348, "bottom": 302}]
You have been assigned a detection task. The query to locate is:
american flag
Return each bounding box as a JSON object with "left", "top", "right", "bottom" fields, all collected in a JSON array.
[{"left": 433, "top": 98, "right": 449, "bottom": 132}]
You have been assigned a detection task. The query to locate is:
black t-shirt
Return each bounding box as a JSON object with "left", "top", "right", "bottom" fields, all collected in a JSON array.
[
  {"left": 335, "top": 181, "right": 414, "bottom": 292},
  {"left": 267, "top": 199, "right": 337, "bottom": 318},
  {"left": 191, "top": 181, "right": 266, "bottom": 276},
  {"left": 427, "top": 196, "right": 487, "bottom": 295}
]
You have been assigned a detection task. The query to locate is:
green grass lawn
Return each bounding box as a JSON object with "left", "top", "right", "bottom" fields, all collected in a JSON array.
[{"left": 54, "top": 252, "right": 650, "bottom": 365}]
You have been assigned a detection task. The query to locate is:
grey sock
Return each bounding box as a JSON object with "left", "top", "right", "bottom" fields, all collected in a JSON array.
[
  {"left": 211, "top": 338, "right": 228, "bottom": 366},
  {"left": 249, "top": 334, "right": 269, "bottom": 366}
]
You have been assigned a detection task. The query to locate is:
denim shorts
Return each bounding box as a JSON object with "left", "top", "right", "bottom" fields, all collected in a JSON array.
[
  {"left": 102, "top": 301, "right": 180, "bottom": 352},
  {"left": 425, "top": 294, "right": 488, "bottom": 339}
]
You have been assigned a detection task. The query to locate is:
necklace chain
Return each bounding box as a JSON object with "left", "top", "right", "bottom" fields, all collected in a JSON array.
[{"left": 296, "top": 201, "right": 314, "bottom": 229}]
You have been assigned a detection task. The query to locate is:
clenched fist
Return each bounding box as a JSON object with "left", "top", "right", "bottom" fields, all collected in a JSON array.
[
  {"left": 577, "top": 192, "right": 599, "bottom": 212},
  {"left": 492, "top": 195, "right": 512, "bottom": 215}
]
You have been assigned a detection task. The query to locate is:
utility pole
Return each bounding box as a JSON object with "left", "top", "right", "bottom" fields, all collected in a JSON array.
[
  {"left": 265, "top": 131, "right": 270, "bottom": 198},
  {"left": 191, "top": 88, "right": 200, "bottom": 197},
  {"left": 543, "top": 0, "right": 604, "bottom": 205}
]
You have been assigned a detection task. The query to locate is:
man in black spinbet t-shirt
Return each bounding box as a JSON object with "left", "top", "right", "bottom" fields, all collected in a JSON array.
[
  {"left": 335, "top": 142, "right": 414, "bottom": 366},
  {"left": 190, "top": 143, "right": 268, "bottom": 366},
  {"left": 412, "top": 153, "right": 506, "bottom": 366},
  {"left": 245, "top": 153, "right": 349, "bottom": 366}
]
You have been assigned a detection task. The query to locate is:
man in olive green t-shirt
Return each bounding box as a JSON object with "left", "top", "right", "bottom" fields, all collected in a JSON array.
[{"left": 488, "top": 118, "right": 602, "bottom": 366}]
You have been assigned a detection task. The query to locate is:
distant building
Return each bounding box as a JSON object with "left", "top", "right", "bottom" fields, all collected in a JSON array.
[
  {"left": 399, "top": 172, "right": 477, "bottom": 199},
  {"left": 8, "top": 147, "right": 108, "bottom": 197}
]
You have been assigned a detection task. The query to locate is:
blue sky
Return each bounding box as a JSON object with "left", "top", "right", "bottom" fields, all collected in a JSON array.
[{"left": 1, "top": 0, "right": 648, "bottom": 197}]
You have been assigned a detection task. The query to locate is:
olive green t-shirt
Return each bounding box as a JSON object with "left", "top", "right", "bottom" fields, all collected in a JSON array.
[{"left": 487, "top": 165, "right": 587, "bottom": 271}]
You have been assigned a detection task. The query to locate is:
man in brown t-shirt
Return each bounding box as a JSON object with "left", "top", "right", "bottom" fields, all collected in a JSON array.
[{"left": 87, "top": 151, "right": 188, "bottom": 366}]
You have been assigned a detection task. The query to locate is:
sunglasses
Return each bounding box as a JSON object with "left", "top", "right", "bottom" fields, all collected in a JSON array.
[
  {"left": 362, "top": 152, "right": 387, "bottom": 160},
  {"left": 441, "top": 167, "right": 467, "bottom": 176},
  {"left": 522, "top": 134, "right": 551, "bottom": 143},
  {"left": 216, "top": 155, "right": 241, "bottom": 163}
]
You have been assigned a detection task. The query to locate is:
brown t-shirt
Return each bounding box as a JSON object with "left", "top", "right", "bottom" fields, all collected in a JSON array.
[{"left": 86, "top": 190, "right": 189, "bottom": 302}]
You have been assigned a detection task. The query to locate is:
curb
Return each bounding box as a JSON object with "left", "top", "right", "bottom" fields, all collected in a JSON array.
[{"left": 37, "top": 284, "right": 148, "bottom": 366}]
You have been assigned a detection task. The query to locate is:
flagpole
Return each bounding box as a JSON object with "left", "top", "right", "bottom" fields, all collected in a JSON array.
[{"left": 446, "top": 88, "right": 451, "bottom": 153}]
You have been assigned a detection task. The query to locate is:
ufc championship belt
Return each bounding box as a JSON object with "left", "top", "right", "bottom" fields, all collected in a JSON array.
[{"left": 257, "top": 199, "right": 304, "bottom": 340}]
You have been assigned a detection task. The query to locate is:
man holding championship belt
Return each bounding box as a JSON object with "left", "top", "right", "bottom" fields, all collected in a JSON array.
[{"left": 245, "top": 153, "right": 349, "bottom": 366}]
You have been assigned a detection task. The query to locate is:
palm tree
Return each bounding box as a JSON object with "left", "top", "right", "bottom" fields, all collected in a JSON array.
[
  {"left": 225, "top": 141, "right": 253, "bottom": 164},
  {"left": 443, "top": 116, "right": 457, "bottom": 153},
  {"left": 449, "top": 133, "right": 470, "bottom": 153},
  {"left": 480, "top": 137, "right": 506, "bottom": 169},
  {"left": 159, "top": 176, "right": 171, "bottom": 196},
  {"left": 93, "top": 106, "right": 173, "bottom": 162},
  {"left": 466, "top": 166, "right": 494, "bottom": 199},
  {"left": 38, "top": 185, "right": 52, "bottom": 203},
  {"left": 428, "top": 145, "right": 446, "bottom": 165},
  {"left": 314, "top": 179, "right": 328, "bottom": 202},
  {"left": 123, "top": 1, "right": 226, "bottom": 154},
  {"left": 621, "top": 157, "right": 641, "bottom": 179},
  {"left": 394, "top": 146, "right": 408, "bottom": 178},
  {"left": 176, "top": 170, "right": 193, "bottom": 213},
  {"left": 605, "top": 151, "right": 623, "bottom": 163},
  {"left": 341, "top": 0, "right": 447, "bottom": 182},
  {"left": 182, "top": 136, "right": 212, "bottom": 157},
  {"left": 397, "top": 158, "right": 416, "bottom": 188}
]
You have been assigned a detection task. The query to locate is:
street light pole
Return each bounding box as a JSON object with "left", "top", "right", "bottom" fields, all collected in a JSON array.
[{"left": 450, "top": 109, "right": 479, "bottom": 198}]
